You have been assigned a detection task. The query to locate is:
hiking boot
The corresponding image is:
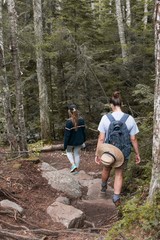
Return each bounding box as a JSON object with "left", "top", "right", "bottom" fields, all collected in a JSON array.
[
  {"left": 113, "top": 198, "right": 121, "bottom": 207},
  {"left": 72, "top": 170, "right": 79, "bottom": 175},
  {"left": 100, "top": 182, "right": 107, "bottom": 196},
  {"left": 70, "top": 164, "right": 77, "bottom": 173}
]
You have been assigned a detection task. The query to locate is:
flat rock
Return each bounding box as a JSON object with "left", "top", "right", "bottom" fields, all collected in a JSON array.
[
  {"left": 47, "top": 201, "right": 85, "bottom": 228},
  {"left": 0, "top": 199, "right": 23, "bottom": 213}
]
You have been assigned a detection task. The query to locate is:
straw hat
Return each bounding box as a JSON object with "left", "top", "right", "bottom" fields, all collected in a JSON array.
[{"left": 97, "top": 143, "right": 124, "bottom": 168}]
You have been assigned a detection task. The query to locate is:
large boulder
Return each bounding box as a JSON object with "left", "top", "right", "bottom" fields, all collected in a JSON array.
[{"left": 40, "top": 162, "right": 82, "bottom": 198}]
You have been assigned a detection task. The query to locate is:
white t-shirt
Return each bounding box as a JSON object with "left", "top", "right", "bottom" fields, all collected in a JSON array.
[{"left": 98, "top": 111, "right": 139, "bottom": 141}]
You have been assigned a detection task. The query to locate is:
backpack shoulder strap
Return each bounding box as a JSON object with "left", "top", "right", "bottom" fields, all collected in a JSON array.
[
  {"left": 120, "top": 113, "right": 129, "bottom": 124},
  {"left": 106, "top": 113, "right": 115, "bottom": 122}
]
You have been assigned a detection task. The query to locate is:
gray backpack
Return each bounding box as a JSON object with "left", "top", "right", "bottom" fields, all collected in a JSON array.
[{"left": 105, "top": 113, "right": 132, "bottom": 159}]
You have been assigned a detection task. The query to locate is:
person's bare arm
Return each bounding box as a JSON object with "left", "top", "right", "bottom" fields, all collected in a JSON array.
[
  {"left": 95, "top": 132, "right": 105, "bottom": 164},
  {"left": 130, "top": 135, "right": 141, "bottom": 164}
]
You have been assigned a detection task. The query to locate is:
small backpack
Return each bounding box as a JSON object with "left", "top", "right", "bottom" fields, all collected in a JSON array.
[{"left": 105, "top": 113, "right": 132, "bottom": 159}]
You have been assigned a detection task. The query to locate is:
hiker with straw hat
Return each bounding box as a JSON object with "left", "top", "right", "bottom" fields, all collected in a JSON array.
[
  {"left": 95, "top": 91, "right": 141, "bottom": 206},
  {"left": 97, "top": 143, "right": 124, "bottom": 168}
]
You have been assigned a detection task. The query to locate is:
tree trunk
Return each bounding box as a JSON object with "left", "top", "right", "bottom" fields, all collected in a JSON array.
[
  {"left": 33, "top": 0, "right": 51, "bottom": 141},
  {"left": 115, "top": 0, "right": 128, "bottom": 63},
  {"left": 126, "top": 0, "right": 131, "bottom": 27},
  {"left": 143, "top": 0, "right": 148, "bottom": 30},
  {"left": 7, "top": 0, "right": 28, "bottom": 157},
  {"left": 56, "top": 0, "right": 61, "bottom": 11},
  {"left": 148, "top": 0, "right": 160, "bottom": 201},
  {"left": 0, "top": 0, "right": 18, "bottom": 156},
  {"left": 90, "top": 0, "right": 95, "bottom": 11},
  {"left": 109, "top": 0, "right": 113, "bottom": 14},
  {"left": 56, "top": 53, "right": 67, "bottom": 123},
  {"left": 98, "top": 0, "right": 102, "bottom": 20}
]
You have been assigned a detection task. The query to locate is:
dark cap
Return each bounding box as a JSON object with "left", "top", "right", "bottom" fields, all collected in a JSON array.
[{"left": 68, "top": 104, "right": 77, "bottom": 111}]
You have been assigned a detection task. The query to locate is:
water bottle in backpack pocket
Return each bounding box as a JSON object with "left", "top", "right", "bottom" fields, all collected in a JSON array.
[{"left": 105, "top": 113, "right": 132, "bottom": 159}]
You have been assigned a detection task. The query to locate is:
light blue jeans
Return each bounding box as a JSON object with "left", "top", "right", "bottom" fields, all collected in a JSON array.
[{"left": 66, "top": 145, "right": 81, "bottom": 168}]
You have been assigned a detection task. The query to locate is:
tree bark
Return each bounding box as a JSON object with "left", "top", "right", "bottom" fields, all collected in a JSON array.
[
  {"left": 115, "top": 0, "right": 128, "bottom": 63},
  {"left": 91, "top": 0, "right": 95, "bottom": 10},
  {"left": 56, "top": 0, "right": 61, "bottom": 11},
  {"left": 33, "top": 0, "right": 50, "bottom": 141},
  {"left": 0, "top": 0, "right": 18, "bottom": 156},
  {"left": 109, "top": 0, "right": 113, "bottom": 13},
  {"left": 126, "top": 0, "right": 131, "bottom": 27},
  {"left": 148, "top": 0, "right": 160, "bottom": 201},
  {"left": 7, "top": 0, "right": 28, "bottom": 157},
  {"left": 143, "top": 0, "right": 148, "bottom": 30},
  {"left": 33, "top": 0, "right": 51, "bottom": 141}
]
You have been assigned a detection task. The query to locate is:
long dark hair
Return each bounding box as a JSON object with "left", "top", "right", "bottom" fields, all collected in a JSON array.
[
  {"left": 109, "top": 91, "right": 122, "bottom": 107},
  {"left": 68, "top": 104, "right": 79, "bottom": 130}
]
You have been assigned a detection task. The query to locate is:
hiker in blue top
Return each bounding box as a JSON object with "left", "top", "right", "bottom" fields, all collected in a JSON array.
[
  {"left": 95, "top": 91, "right": 141, "bottom": 206},
  {"left": 64, "top": 104, "right": 86, "bottom": 174}
]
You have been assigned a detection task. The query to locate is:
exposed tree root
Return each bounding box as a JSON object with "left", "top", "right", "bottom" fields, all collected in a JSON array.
[
  {"left": 0, "top": 230, "right": 40, "bottom": 240},
  {"left": 0, "top": 189, "right": 22, "bottom": 204}
]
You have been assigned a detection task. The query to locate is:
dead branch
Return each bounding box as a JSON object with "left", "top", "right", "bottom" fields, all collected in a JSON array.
[
  {"left": 0, "top": 189, "right": 22, "bottom": 204},
  {"left": 88, "top": 127, "right": 98, "bottom": 133},
  {"left": 7, "top": 154, "right": 25, "bottom": 161},
  {"left": 0, "top": 221, "right": 100, "bottom": 239},
  {"left": 0, "top": 219, "right": 29, "bottom": 230},
  {"left": 41, "top": 144, "right": 64, "bottom": 152},
  {"left": 102, "top": 213, "right": 119, "bottom": 226},
  {"left": 29, "top": 228, "right": 97, "bottom": 236},
  {"left": 41, "top": 139, "right": 97, "bottom": 152},
  {"left": 0, "top": 209, "right": 20, "bottom": 222},
  {"left": 14, "top": 216, "right": 39, "bottom": 228},
  {"left": 0, "top": 176, "right": 8, "bottom": 181},
  {"left": 119, "top": 233, "right": 128, "bottom": 240},
  {"left": 0, "top": 230, "right": 40, "bottom": 240},
  {"left": 0, "top": 209, "right": 13, "bottom": 215},
  {"left": 27, "top": 228, "right": 59, "bottom": 237},
  {"left": 84, "top": 219, "right": 95, "bottom": 228},
  {"left": 0, "top": 213, "right": 39, "bottom": 229}
]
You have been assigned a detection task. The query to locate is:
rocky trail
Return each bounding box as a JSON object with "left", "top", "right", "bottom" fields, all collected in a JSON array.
[{"left": 0, "top": 143, "right": 119, "bottom": 240}]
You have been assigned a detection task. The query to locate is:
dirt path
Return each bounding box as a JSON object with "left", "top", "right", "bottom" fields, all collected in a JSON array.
[{"left": 0, "top": 144, "right": 118, "bottom": 239}]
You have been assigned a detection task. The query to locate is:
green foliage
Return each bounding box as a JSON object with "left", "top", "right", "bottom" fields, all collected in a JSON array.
[
  {"left": 122, "top": 160, "right": 152, "bottom": 196},
  {"left": 1, "top": 0, "right": 155, "bottom": 141},
  {"left": 138, "top": 112, "right": 153, "bottom": 159},
  {"left": 105, "top": 195, "right": 160, "bottom": 240},
  {"left": 132, "top": 84, "right": 154, "bottom": 106},
  {"left": 122, "top": 112, "right": 153, "bottom": 195},
  {"left": 28, "top": 141, "right": 43, "bottom": 154}
]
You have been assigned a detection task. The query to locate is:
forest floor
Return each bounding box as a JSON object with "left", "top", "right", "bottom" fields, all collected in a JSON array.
[{"left": 0, "top": 142, "right": 120, "bottom": 240}]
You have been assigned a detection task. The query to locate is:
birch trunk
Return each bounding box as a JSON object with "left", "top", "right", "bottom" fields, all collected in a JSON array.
[
  {"left": 7, "top": 0, "right": 28, "bottom": 157},
  {"left": 91, "top": 0, "right": 95, "bottom": 11},
  {"left": 109, "top": 0, "right": 113, "bottom": 13},
  {"left": 143, "top": 0, "right": 148, "bottom": 30},
  {"left": 98, "top": 0, "right": 102, "bottom": 20},
  {"left": 126, "top": 0, "right": 131, "bottom": 27},
  {"left": 33, "top": 0, "right": 51, "bottom": 141},
  {"left": 148, "top": 1, "right": 160, "bottom": 201},
  {"left": 0, "top": 0, "right": 18, "bottom": 156},
  {"left": 56, "top": 0, "right": 61, "bottom": 11},
  {"left": 115, "top": 0, "right": 128, "bottom": 63}
]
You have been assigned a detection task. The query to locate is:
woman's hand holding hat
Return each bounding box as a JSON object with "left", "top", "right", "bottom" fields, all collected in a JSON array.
[
  {"left": 135, "top": 153, "right": 141, "bottom": 164},
  {"left": 95, "top": 155, "right": 101, "bottom": 165}
]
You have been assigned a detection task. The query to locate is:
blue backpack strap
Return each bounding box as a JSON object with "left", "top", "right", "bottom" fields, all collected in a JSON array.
[
  {"left": 120, "top": 113, "right": 129, "bottom": 123},
  {"left": 106, "top": 113, "right": 115, "bottom": 122}
]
